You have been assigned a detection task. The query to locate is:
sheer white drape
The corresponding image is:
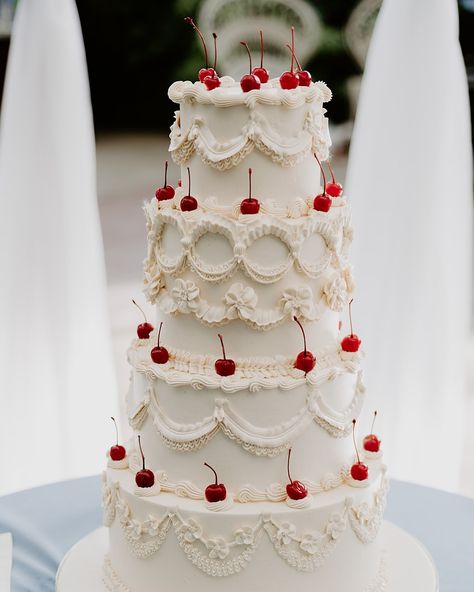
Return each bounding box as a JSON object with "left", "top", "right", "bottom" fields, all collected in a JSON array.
[
  {"left": 346, "top": 0, "right": 472, "bottom": 490},
  {"left": 0, "top": 0, "right": 117, "bottom": 494}
]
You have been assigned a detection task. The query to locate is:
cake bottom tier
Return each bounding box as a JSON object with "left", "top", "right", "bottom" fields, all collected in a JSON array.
[{"left": 102, "top": 466, "right": 388, "bottom": 592}]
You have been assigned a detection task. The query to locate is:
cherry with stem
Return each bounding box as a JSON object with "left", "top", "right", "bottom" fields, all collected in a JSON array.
[
  {"left": 184, "top": 17, "right": 216, "bottom": 82},
  {"left": 155, "top": 160, "right": 175, "bottom": 201},
  {"left": 132, "top": 299, "right": 154, "bottom": 339},
  {"left": 280, "top": 27, "right": 299, "bottom": 89},
  {"left": 285, "top": 43, "right": 312, "bottom": 86},
  {"left": 135, "top": 435, "right": 155, "bottom": 488},
  {"left": 313, "top": 153, "right": 332, "bottom": 212},
  {"left": 240, "top": 167, "right": 260, "bottom": 214},
  {"left": 203, "top": 33, "right": 221, "bottom": 89},
  {"left": 252, "top": 30, "right": 269, "bottom": 83},
  {"left": 109, "top": 416, "right": 126, "bottom": 461},
  {"left": 180, "top": 167, "right": 198, "bottom": 211},
  {"left": 150, "top": 321, "right": 170, "bottom": 364},
  {"left": 286, "top": 448, "right": 308, "bottom": 500},
  {"left": 293, "top": 316, "right": 316, "bottom": 374},
  {"left": 240, "top": 41, "right": 261, "bottom": 92},
  {"left": 363, "top": 411, "right": 381, "bottom": 453},
  {"left": 351, "top": 419, "right": 369, "bottom": 481},
  {"left": 325, "top": 160, "right": 343, "bottom": 197},
  {"left": 215, "top": 333, "right": 236, "bottom": 376},
  {"left": 204, "top": 462, "right": 227, "bottom": 502},
  {"left": 341, "top": 299, "right": 361, "bottom": 352}
]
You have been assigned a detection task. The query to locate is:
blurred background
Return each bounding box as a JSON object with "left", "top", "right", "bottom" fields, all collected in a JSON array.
[{"left": 0, "top": 0, "right": 472, "bottom": 496}]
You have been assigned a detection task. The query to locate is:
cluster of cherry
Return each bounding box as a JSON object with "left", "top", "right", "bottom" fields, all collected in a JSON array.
[
  {"left": 132, "top": 299, "right": 361, "bottom": 378},
  {"left": 109, "top": 415, "right": 381, "bottom": 495},
  {"left": 155, "top": 156, "right": 343, "bottom": 215},
  {"left": 184, "top": 18, "right": 313, "bottom": 93}
]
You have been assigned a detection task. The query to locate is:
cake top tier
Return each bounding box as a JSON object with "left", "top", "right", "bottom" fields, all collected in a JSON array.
[{"left": 169, "top": 77, "right": 332, "bottom": 109}]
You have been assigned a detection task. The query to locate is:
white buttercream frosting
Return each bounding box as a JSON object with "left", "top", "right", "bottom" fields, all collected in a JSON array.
[
  {"left": 168, "top": 78, "right": 332, "bottom": 108},
  {"left": 204, "top": 496, "right": 234, "bottom": 512},
  {"left": 286, "top": 494, "right": 312, "bottom": 509}
]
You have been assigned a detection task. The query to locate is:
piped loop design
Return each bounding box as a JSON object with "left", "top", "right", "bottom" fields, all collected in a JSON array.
[
  {"left": 169, "top": 100, "right": 331, "bottom": 170},
  {"left": 143, "top": 204, "right": 353, "bottom": 313},
  {"left": 127, "top": 370, "right": 365, "bottom": 454},
  {"left": 102, "top": 471, "right": 388, "bottom": 576}
]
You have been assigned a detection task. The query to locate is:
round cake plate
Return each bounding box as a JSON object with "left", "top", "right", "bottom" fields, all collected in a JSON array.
[{"left": 56, "top": 520, "right": 438, "bottom": 591}]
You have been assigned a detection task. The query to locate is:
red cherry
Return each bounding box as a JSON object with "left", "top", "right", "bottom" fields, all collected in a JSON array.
[
  {"left": 110, "top": 445, "right": 126, "bottom": 461},
  {"left": 109, "top": 417, "right": 126, "bottom": 461},
  {"left": 215, "top": 333, "right": 236, "bottom": 376},
  {"left": 240, "top": 74, "right": 261, "bottom": 92},
  {"left": 251, "top": 31, "right": 269, "bottom": 83},
  {"left": 150, "top": 321, "right": 169, "bottom": 364},
  {"left": 285, "top": 41, "right": 312, "bottom": 87},
  {"left": 155, "top": 161, "right": 175, "bottom": 201},
  {"left": 185, "top": 17, "right": 215, "bottom": 83},
  {"left": 297, "top": 70, "right": 312, "bottom": 86},
  {"left": 351, "top": 462, "right": 369, "bottom": 481},
  {"left": 180, "top": 166, "right": 198, "bottom": 211},
  {"left": 177, "top": 179, "right": 182, "bottom": 187},
  {"left": 313, "top": 153, "right": 332, "bottom": 212},
  {"left": 240, "top": 42, "right": 261, "bottom": 92},
  {"left": 363, "top": 411, "right": 381, "bottom": 452},
  {"left": 313, "top": 193, "right": 332, "bottom": 212},
  {"left": 325, "top": 161, "right": 343, "bottom": 197},
  {"left": 203, "top": 33, "right": 221, "bottom": 90},
  {"left": 252, "top": 67, "right": 269, "bottom": 83},
  {"left": 363, "top": 434, "right": 381, "bottom": 452},
  {"left": 132, "top": 299, "right": 154, "bottom": 339},
  {"left": 198, "top": 67, "right": 216, "bottom": 82},
  {"left": 280, "top": 27, "right": 299, "bottom": 90},
  {"left": 351, "top": 419, "right": 369, "bottom": 481},
  {"left": 285, "top": 448, "right": 308, "bottom": 500},
  {"left": 280, "top": 71, "right": 299, "bottom": 89},
  {"left": 293, "top": 316, "right": 316, "bottom": 374},
  {"left": 204, "top": 75, "right": 221, "bottom": 90},
  {"left": 341, "top": 299, "right": 361, "bottom": 352},
  {"left": 204, "top": 462, "right": 227, "bottom": 502},
  {"left": 240, "top": 168, "right": 260, "bottom": 214},
  {"left": 135, "top": 435, "right": 155, "bottom": 488}
]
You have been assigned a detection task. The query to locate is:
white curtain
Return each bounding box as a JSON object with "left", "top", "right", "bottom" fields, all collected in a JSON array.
[
  {"left": 346, "top": 0, "right": 472, "bottom": 490},
  {"left": 0, "top": 0, "right": 117, "bottom": 495}
]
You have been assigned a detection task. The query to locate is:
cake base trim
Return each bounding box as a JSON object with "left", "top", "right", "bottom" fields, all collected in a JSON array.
[{"left": 102, "top": 469, "right": 388, "bottom": 574}]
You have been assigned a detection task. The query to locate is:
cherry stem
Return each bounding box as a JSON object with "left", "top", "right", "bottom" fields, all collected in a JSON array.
[
  {"left": 184, "top": 17, "right": 208, "bottom": 69},
  {"left": 293, "top": 316, "right": 307, "bottom": 354},
  {"left": 352, "top": 419, "right": 361, "bottom": 464},
  {"left": 111, "top": 416, "right": 119, "bottom": 446},
  {"left": 187, "top": 166, "right": 191, "bottom": 197},
  {"left": 204, "top": 462, "right": 218, "bottom": 485},
  {"left": 138, "top": 435, "right": 146, "bottom": 471},
  {"left": 240, "top": 41, "right": 252, "bottom": 74},
  {"left": 327, "top": 160, "right": 336, "bottom": 184},
  {"left": 287, "top": 448, "right": 294, "bottom": 483},
  {"left": 290, "top": 26, "right": 295, "bottom": 73},
  {"left": 248, "top": 168, "right": 252, "bottom": 201},
  {"left": 132, "top": 299, "right": 147, "bottom": 323},
  {"left": 348, "top": 298, "right": 354, "bottom": 336},
  {"left": 217, "top": 334, "right": 227, "bottom": 360},
  {"left": 259, "top": 30, "right": 264, "bottom": 68},
  {"left": 157, "top": 321, "right": 163, "bottom": 347},
  {"left": 213, "top": 33, "right": 218, "bottom": 72},
  {"left": 314, "top": 153, "right": 327, "bottom": 193},
  {"left": 285, "top": 43, "right": 302, "bottom": 72},
  {"left": 370, "top": 411, "right": 378, "bottom": 435},
  {"left": 163, "top": 160, "right": 168, "bottom": 188}
]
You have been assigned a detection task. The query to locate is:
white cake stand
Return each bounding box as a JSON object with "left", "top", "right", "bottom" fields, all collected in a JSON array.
[{"left": 56, "top": 521, "right": 438, "bottom": 591}]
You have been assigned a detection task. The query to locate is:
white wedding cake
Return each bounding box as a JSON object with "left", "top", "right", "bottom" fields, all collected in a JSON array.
[{"left": 101, "top": 28, "right": 389, "bottom": 592}]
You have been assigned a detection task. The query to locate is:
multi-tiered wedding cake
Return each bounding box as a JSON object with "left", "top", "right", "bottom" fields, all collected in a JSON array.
[{"left": 99, "top": 27, "right": 390, "bottom": 592}]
